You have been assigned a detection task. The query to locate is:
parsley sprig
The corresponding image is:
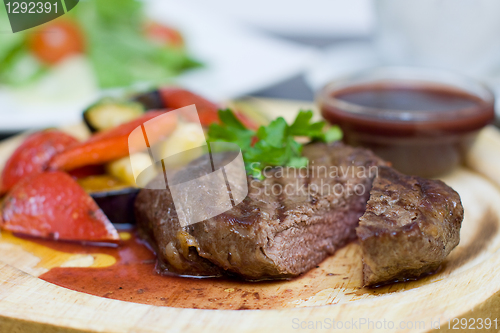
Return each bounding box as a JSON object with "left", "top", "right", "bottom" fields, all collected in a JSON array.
[{"left": 207, "top": 109, "right": 342, "bottom": 179}]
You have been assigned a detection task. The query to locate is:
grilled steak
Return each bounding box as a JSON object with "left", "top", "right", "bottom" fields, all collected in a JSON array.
[
  {"left": 356, "top": 166, "right": 463, "bottom": 286},
  {"left": 135, "top": 142, "right": 386, "bottom": 280},
  {"left": 135, "top": 143, "right": 463, "bottom": 284}
]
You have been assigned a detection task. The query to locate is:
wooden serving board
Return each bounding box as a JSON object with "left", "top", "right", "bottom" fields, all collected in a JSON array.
[{"left": 1, "top": 100, "right": 500, "bottom": 332}]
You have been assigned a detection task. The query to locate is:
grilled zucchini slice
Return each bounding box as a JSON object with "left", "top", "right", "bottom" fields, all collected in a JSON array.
[{"left": 83, "top": 98, "right": 145, "bottom": 132}]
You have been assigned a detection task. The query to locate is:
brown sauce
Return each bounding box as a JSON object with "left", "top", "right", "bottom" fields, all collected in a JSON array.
[
  {"left": 323, "top": 84, "right": 494, "bottom": 137},
  {"left": 320, "top": 83, "right": 495, "bottom": 177},
  {"left": 335, "top": 85, "right": 481, "bottom": 113},
  {"left": 36, "top": 230, "right": 351, "bottom": 310},
  {"left": 1, "top": 230, "right": 437, "bottom": 310}
]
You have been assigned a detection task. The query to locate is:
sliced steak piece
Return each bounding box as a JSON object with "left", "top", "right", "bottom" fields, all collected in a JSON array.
[
  {"left": 356, "top": 166, "right": 463, "bottom": 287},
  {"left": 135, "top": 142, "right": 386, "bottom": 280}
]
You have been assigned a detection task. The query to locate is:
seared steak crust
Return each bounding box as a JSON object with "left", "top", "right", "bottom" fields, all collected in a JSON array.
[
  {"left": 356, "top": 166, "right": 463, "bottom": 286},
  {"left": 135, "top": 142, "right": 386, "bottom": 280}
]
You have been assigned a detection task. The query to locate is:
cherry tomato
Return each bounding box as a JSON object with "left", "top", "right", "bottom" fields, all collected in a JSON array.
[
  {"left": 145, "top": 21, "right": 184, "bottom": 48},
  {"left": 28, "top": 19, "right": 84, "bottom": 65}
]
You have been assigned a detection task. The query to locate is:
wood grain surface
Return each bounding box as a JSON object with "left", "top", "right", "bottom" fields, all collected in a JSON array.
[{"left": 0, "top": 101, "right": 499, "bottom": 332}]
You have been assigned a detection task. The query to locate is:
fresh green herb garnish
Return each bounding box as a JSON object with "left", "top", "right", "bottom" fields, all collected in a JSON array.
[{"left": 208, "top": 109, "right": 342, "bottom": 179}]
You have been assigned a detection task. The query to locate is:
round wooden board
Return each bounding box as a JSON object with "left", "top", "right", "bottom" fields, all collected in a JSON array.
[{"left": 0, "top": 101, "right": 500, "bottom": 332}]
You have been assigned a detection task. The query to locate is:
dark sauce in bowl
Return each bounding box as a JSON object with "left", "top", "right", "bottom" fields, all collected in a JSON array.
[
  {"left": 336, "top": 85, "right": 480, "bottom": 113},
  {"left": 319, "top": 69, "right": 495, "bottom": 177}
]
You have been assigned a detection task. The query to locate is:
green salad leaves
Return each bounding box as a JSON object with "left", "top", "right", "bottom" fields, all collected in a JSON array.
[
  {"left": 69, "top": 0, "right": 201, "bottom": 88},
  {"left": 208, "top": 110, "right": 342, "bottom": 179},
  {"left": 0, "top": 0, "right": 201, "bottom": 88}
]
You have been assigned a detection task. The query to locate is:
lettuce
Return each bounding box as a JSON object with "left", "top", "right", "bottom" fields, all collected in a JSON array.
[
  {"left": 0, "top": 0, "right": 201, "bottom": 88},
  {"left": 71, "top": 0, "right": 201, "bottom": 88}
]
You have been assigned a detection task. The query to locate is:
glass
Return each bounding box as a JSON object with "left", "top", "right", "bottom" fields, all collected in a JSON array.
[{"left": 374, "top": 0, "right": 500, "bottom": 78}]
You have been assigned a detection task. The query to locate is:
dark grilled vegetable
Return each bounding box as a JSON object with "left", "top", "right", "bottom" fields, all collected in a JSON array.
[
  {"left": 78, "top": 175, "right": 140, "bottom": 225},
  {"left": 83, "top": 98, "right": 145, "bottom": 132},
  {"left": 91, "top": 187, "right": 140, "bottom": 225},
  {"left": 133, "top": 89, "right": 165, "bottom": 110}
]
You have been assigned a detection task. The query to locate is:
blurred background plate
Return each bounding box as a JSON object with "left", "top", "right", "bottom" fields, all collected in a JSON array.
[
  {"left": 2, "top": 0, "right": 499, "bottom": 133},
  {"left": 0, "top": 0, "right": 318, "bottom": 132},
  {"left": 146, "top": 0, "right": 318, "bottom": 101}
]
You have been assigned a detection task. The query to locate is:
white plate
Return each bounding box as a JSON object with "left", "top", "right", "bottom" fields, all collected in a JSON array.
[{"left": 0, "top": 0, "right": 316, "bottom": 132}]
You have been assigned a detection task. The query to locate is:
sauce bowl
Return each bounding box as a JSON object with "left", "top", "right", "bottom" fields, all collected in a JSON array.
[{"left": 318, "top": 67, "right": 496, "bottom": 177}]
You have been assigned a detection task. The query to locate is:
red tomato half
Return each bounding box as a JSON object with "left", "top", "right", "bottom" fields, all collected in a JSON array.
[
  {"left": 145, "top": 21, "right": 184, "bottom": 48},
  {"left": 1, "top": 171, "right": 119, "bottom": 242},
  {"left": 28, "top": 19, "right": 84, "bottom": 65},
  {"left": 0, "top": 130, "right": 78, "bottom": 194}
]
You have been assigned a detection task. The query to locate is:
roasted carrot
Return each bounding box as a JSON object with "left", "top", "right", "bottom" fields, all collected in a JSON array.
[
  {"left": 1, "top": 171, "right": 118, "bottom": 242},
  {"left": 159, "top": 87, "right": 258, "bottom": 129},
  {"left": 159, "top": 88, "right": 220, "bottom": 125},
  {"left": 0, "top": 130, "right": 78, "bottom": 194},
  {"left": 49, "top": 110, "right": 177, "bottom": 171}
]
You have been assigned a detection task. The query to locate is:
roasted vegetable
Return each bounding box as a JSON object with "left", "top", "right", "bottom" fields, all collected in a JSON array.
[
  {"left": 159, "top": 87, "right": 220, "bottom": 126},
  {"left": 226, "top": 99, "right": 270, "bottom": 127},
  {"left": 133, "top": 89, "right": 165, "bottom": 110},
  {"left": 49, "top": 110, "right": 177, "bottom": 171},
  {"left": 77, "top": 174, "right": 129, "bottom": 192},
  {"left": 106, "top": 153, "right": 157, "bottom": 186},
  {"left": 154, "top": 122, "right": 207, "bottom": 168},
  {"left": 83, "top": 98, "right": 145, "bottom": 132},
  {"left": 1, "top": 171, "right": 119, "bottom": 242},
  {"left": 68, "top": 164, "right": 106, "bottom": 179},
  {"left": 91, "top": 187, "right": 140, "bottom": 225},
  {"left": 78, "top": 175, "right": 140, "bottom": 225},
  {"left": 159, "top": 87, "right": 259, "bottom": 129},
  {"left": 0, "top": 130, "right": 78, "bottom": 194}
]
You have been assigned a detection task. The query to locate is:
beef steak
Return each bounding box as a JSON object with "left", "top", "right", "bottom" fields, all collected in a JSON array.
[
  {"left": 135, "top": 143, "right": 463, "bottom": 284},
  {"left": 356, "top": 166, "right": 463, "bottom": 286},
  {"left": 135, "top": 142, "right": 386, "bottom": 280}
]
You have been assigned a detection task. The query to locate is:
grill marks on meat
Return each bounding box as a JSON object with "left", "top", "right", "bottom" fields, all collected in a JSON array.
[
  {"left": 135, "top": 143, "right": 464, "bottom": 285},
  {"left": 356, "top": 166, "right": 463, "bottom": 286},
  {"left": 135, "top": 143, "right": 386, "bottom": 280}
]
